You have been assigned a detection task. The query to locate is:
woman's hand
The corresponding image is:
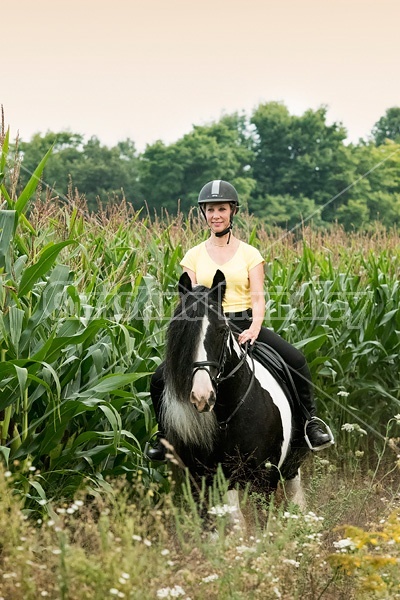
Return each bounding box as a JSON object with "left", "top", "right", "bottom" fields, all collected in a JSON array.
[{"left": 238, "top": 327, "right": 259, "bottom": 346}]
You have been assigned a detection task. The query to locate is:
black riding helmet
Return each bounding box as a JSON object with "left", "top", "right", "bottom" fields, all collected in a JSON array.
[{"left": 198, "top": 180, "right": 239, "bottom": 240}]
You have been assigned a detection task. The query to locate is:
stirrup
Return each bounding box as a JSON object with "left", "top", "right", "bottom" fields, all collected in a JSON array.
[{"left": 304, "top": 417, "right": 335, "bottom": 452}]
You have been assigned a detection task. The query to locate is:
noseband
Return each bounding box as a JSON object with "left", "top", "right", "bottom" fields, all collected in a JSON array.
[{"left": 192, "top": 326, "right": 230, "bottom": 391}]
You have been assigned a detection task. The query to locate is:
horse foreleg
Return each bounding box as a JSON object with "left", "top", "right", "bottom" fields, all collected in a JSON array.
[
  {"left": 283, "top": 469, "right": 306, "bottom": 511},
  {"left": 226, "top": 489, "right": 247, "bottom": 534}
]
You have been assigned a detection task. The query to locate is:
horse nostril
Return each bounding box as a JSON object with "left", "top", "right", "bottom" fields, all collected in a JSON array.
[
  {"left": 208, "top": 391, "right": 216, "bottom": 408},
  {"left": 190, "top": 392, "right": 204, "bottom": 412}
]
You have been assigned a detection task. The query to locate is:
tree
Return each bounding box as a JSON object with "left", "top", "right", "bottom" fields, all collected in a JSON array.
[
  {"left": 250, "top": 194, "right": 323, "bottom": 229},
  {"left": 18, "top": 131, "right": 83, "bottom": 194},
  {"left": 372, "top": 107, "right": 400, "bottom": 145},
  {"left": 337, "top": 140, "right": 400, "bottom": 229},
  {"left": 138, "top": 140, "right": 186, "bottom": 213},
  {"left": 18, "top": 131, "right": 142, "bottom": 211},
  {"left": 138, "top": 113, "right": 256, "bottom": 213},
  {"left": 71, "top": 136, "right": 142, "bottom": 210},
  {"left": 250, "top": 102, "right": 353, "bottom": 224}
]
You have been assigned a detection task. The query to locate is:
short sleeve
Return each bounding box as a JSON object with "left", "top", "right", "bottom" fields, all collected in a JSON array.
[
  {"left": 180, "top": 245, "right": 201, "bottom": 271},
  {"left": 246, "top": 246, "right": 264, "bottom": 271}
]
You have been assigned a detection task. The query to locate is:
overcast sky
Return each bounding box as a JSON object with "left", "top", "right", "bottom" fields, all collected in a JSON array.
[{"left": 2, "top": 0, "right": 399, "bottom": 151}]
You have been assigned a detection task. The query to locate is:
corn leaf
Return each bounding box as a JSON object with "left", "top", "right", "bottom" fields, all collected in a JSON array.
[
  {"left": 78, "top": 372, "right": 151, "bottom": 398},
  {"left": 18, "top": 241, "right": 75, "bottom": 297},
  {"left": 14, "top": 146, "right": 53, "bottom": 215},
  {"left": 0, "top": 210, "right": 18, "bottom": 273}
]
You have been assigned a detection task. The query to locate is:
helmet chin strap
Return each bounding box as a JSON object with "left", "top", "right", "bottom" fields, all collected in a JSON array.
[{"left": 214, "top": 224, "right": 232, "bottom": 243}]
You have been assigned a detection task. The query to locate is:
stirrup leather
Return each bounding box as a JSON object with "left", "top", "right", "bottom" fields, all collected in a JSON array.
[{"left": 304, "top": 417, "right": 335, "bottom": 451}]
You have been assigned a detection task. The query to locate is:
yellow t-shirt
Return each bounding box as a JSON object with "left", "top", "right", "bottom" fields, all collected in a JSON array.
[{"left": 180, "top": 241, "right": 264, "bottom": 313}]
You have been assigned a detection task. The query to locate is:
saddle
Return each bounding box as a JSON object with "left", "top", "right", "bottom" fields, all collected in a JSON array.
[
  {"left": 227, "top": 321, "right": 302, "bottom": 415},
  {"left": 248, "top": 340, "right": 302, "bottom": 415}
]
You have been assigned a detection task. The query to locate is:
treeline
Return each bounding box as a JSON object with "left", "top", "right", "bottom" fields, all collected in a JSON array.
[{"left": 15, "top": 103, "right": 400, "bottom": 229}]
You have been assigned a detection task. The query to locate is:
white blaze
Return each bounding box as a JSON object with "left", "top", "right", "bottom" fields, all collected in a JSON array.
[{"left": 191, "top": 315, "right": 215, "bottom": 401}]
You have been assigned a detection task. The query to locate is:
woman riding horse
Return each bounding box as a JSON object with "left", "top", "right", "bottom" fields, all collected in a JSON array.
[{"left": 147, "top": 180, "right": 334, "bottom": 461}]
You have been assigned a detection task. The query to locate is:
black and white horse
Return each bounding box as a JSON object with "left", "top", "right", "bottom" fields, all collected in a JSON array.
[{"left": 160, "top": 270, "right": 309, "bottom": 508}]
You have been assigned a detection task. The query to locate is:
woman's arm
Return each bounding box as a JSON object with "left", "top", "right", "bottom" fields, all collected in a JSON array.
[{"left": 237, "top": 262, "right": 265, "bottom": 345}]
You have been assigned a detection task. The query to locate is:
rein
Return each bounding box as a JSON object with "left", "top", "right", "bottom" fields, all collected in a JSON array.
[
  {"left": 217, "top": 348, "right": 256, "bottom": 431},
  {"left": 192, "top": 331, "right": 256, "bottom": 430}
]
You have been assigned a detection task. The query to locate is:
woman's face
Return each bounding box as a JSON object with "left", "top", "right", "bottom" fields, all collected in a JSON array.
[{"left": 205, "top": 202, "right": 232, "bottom": 234}]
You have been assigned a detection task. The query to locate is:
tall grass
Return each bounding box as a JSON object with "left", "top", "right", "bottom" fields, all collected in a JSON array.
[{"left": 1, "top": 448, "right": 400, "bottom": 600}]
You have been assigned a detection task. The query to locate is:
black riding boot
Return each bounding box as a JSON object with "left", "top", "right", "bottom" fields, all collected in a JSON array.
[
  {"left": 294, "top": 363, "right": 334, "bottom": 451},
  {"left": 145, "top": 365, "right": 167, "bottom": 462},
  {"left": 145, "top": 431, "right": 167, "bottom": 462}
]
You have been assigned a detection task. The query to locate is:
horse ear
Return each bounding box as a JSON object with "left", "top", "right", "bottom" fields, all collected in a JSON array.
[
  {"left": 178, "top": 272, "right": 193, "bottom": 296},
  {"left": 210, "top": 269, "right": 226, "bottom": 304}
]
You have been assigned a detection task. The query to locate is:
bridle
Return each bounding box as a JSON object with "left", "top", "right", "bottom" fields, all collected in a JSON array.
[
  {"left": 191, "top": 326, "right": 229, "bottom": 390},
  {"left": 192, "top": 327, "right": 256, "bottom": 430}
]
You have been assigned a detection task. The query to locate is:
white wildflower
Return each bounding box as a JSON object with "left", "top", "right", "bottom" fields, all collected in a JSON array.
[
  {"left": 304, "top": 511, "right": 324, "bottom": 523},
  {"left": 394, "top": 414, "right": 400, "bottom": 424},
  {"left": 208, "top": 504, "right": 237, "bottom": 517},
  {"left": 341, "top": 423, "right": 367, "bottom": 435},
  {"left": 160, "top": 549, "right": 170, "bottom": 556},
  {"left": 282, "top": 558, "right": 300, "bottom": 568},
  {"left": 132, "top": 534, "right": 142, "bottom": 542},
  {"left": 236, "top": 545, "right": 257, "bottom": 554},
  {"left": 202, "top": 573, "right": 219, "bottom": 583},
  {"left": 337, "top": 390, "right": 349, "bottom": 397},
  {"left": 333, "top": 538, "right": 356, "bottom": 552},
  {"left": 156, "top": 585, "right": 186, "bottom": 598},
  {"left": 341, "top": 423, "right": 354, "bottom": 432}
]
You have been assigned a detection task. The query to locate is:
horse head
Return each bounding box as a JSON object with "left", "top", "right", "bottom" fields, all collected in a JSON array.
[{"left": 165, "top": 270, "right": 229, "bottom": 414}]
